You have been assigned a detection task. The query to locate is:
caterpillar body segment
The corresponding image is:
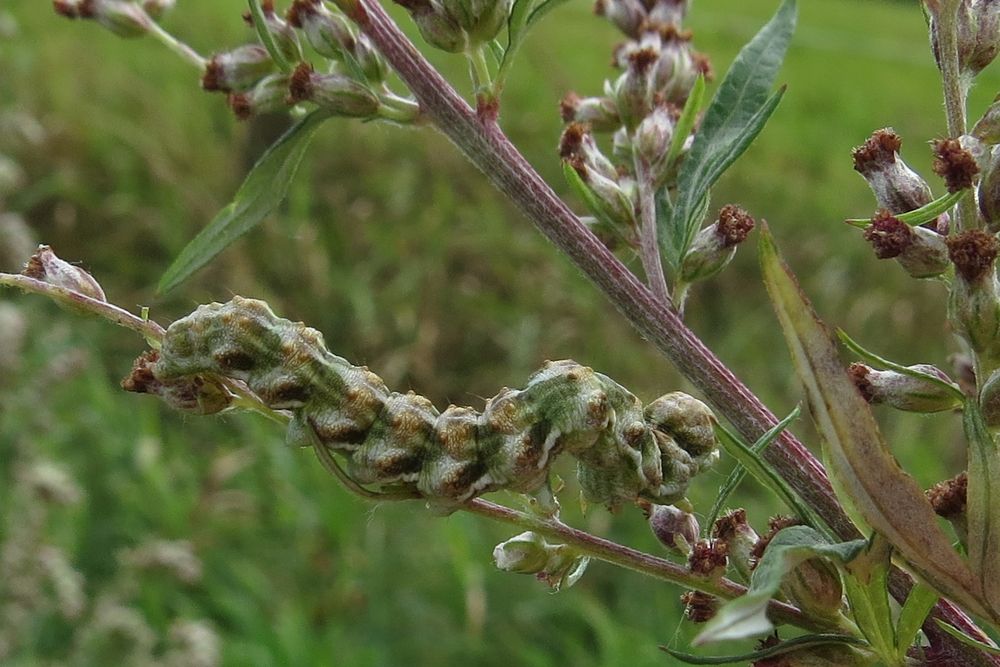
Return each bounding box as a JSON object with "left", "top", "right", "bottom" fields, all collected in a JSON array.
[{"left": 148, "top": 297, "right": 719, "bottom": 509}]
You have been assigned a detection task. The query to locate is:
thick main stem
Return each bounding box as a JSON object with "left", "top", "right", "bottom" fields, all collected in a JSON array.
[{"left": 346, "top": 0, "right": 999, "bottom": 661}]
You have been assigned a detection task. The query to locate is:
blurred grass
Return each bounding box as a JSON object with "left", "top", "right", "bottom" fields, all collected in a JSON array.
[{"left": 1, "top": 0, "right": 998, "bottom": 664}]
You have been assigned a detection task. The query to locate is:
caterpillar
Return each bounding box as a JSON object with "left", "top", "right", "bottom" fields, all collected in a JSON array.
[{"left": 133, "top": 297, "right": 719, "bottom": 510}]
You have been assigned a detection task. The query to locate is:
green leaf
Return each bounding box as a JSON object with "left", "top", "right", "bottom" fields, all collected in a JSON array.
[
  {"left": 714, "top": 422, "right": 828, "bottom": 536},
  {"left": 895, "top": 583, "right": 939, "bottom": 658},
  {"left": 661, "top": 633, "right": 868, "bottom": 665},
  {"left": 842, "top": 533, "right": 894, "bottom": 657},
  {"left": 935, "top": 619, "right": 1000, "bottom": 655},
  {"left": 758, "top": 222, "right": 986, "bottom": 619},
  {"left": 843, "top": 189, "right": 967, "bottom": 228},
  {"left": 837, "top": 329, "right": 964, "bottom": 402},
  {"left": 665, "top": 75, "right": 705, "bottom": 171},
  {"left": 158, "top": 111, "right": 329, "bottom": 294},
  {"left": 704, "top": 405, "right": 800, "bottom": 532},
  {"left": 663, "top": 0, "right": 796, "bottom": 268},
  {"left": 561, "top": 161, "right": 630, "bottom": 231},
  {"left": 247, "top": 0, "right": 291, "bottom": 72},
  {"left": 694, "top": 526, "right": 865, "bottom": 644},
  {"left": 963, "top": 401, "right": 1000, "bottom": 616},
  {"left": 497, "top": 0, "right": 569, "bottom": 84}
]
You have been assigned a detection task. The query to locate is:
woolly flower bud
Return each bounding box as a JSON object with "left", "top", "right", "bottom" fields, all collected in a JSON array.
[
  {"left": 22, "top": 244, "right": 107, "bottom": 301},
  {"left": 202, "top": 45, "right": 275, "bottom": 93},
  {"left": 441, "top": 0, "right": 512, "bottom": 45},
  {"left": 493, "top": 531, "right": 590, "bottom": 591},
  {"left": 652, "top": 26, "right": 703, "bottom": 104},
  {"left": 712, "top": 508, "right": 758, "bottom": 581},
  {"left": 287, "top": 63, "right": 380, "bottom": 117},
  {"left": 393, "top": 0, "right": 467, "bottom": 53},
  {"left": 227, "top": 73, "right": 291, "bottom": 120},
  {"left": 947, "top": 230, "right": 1000, "bottom": 361},
  {"left": 287, "top": 0, "right": 387, "bottom": 81},
  {"left": 615, "top": 47, "right": 658, "bottom": 130},
  {"left": 645, "top": 503, "right": 699, "bottom": 555},
  {"left": 119, "top": 539, "right": 203, "bottom": 584},
  {"left": 594, "top": 0, "right": 645, "bottom": 38},
  {"left": 862, "top": 211, "right": 950, "bottom": 279},
  {"left": 784, "top": 556, "right": 844, "bottom": 619},
  {"left": 560, "top": 92, "right": 620, "bottom": 132},
  {"left": 933, "top": 137, "right": 980, "bottom": 192},
  {"left": 635, "top": 103, "right": 678, "bottom": 184},
  {"left": 122, "top": 350, "right": 234, "bottom": 415},
  {"left": 560, "top": 123, "right": 635, "bottom": 225},
  {"left": 680, "top": 205, "right": 756, "bottom": 283},
  {"left": 848, "top": 363, "right": 961, "bottom": 413},
  {"left": 959, "top": 0, "right": 1000, "bottom": 75},
  {"left": 56, "top": 0, "right": 153, "bottom": 38},
  {"left": 648, "top": 0, "right": 689, "bottom": 26},
  {"left": 852, "top": 129, "right": 936, "bottom": 216}
]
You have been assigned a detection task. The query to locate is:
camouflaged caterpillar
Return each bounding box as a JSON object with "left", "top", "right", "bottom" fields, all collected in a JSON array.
[{"left": 137, "top": 297, "right": 719, "bottom": 509}]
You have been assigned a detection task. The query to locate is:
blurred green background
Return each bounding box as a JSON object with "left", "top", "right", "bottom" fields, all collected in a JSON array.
[{"left": 1, "top": 0, "right": 997, "bottom": 664}]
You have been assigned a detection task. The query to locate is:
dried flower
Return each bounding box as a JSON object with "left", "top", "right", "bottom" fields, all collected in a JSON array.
[
  {"left": 22, "top": 245, "right": 106, "bottom": 301},
  {"left": 933, "top": 137, "right": 980, "bottom": 192},
  {"left": 681, "top": 205, "right": 756, "bottom": 283},
  {"left": 680, "top": 590, "right": 718, "bottom": 623},
  {"left": 852, "top": 129, "right": 938, "bottom": 217},
  {"left": 712, "top": 508, "right": 759, "bottom": 581},
  {"left": 862, "top": 211, "right": 949, "bottom": 279}
]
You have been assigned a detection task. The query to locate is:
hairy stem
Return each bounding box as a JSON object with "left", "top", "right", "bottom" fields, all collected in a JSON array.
[
  {"left": 146, "top": 20, "right": 206, "bottom": 70},
  {"left": 345, "top": 0, "right": 998, "bottom": 660},
  {"left": 634, "top": 157, "right": 671, "bottom": 304}
]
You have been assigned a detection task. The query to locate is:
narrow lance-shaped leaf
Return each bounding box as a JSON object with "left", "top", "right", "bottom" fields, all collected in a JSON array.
[
  {"left": 662, "top": 632, "right": 869, "bottom": 665},
  {"left": 693, "top": 525, "right": 865, "bottom": 644},
  {"left": 842, "top": 533, "right": 894, "bottom": 657},
  {"left": 964, "top": 401, "right": 1000, "bottom": 617},
  {"left": 758, "top": 222, "right": 986, "bottom": 618},
  {"left": 158, "top": 110, "right": 329, "bottom": 294},
  {"left": 661, "top": 0, "right": 796, "bottom": 269},
  {"left": 895, "top": 584, "right": 939, "bottom": 658}
]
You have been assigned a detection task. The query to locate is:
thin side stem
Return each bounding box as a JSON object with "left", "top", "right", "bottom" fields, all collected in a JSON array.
[
  {"left": 634, "top": 157, "right": 671, "bottom": 304},
  {"left": 345, "top": 1, "right": 999, "bottom": 661},
  {"left": 146, "top": 20, "right": 206, "bottom": 70}
]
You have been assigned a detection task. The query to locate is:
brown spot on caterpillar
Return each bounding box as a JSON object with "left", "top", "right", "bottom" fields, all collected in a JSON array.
[{"left": 213, "top": 349, "right": 256, "bottom": 372}]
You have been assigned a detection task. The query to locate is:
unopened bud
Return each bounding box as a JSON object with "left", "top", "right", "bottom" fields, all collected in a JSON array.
[
  {"left": 980, "top": 368, "right": 1000, "bottom": 428},
  {"left": 933, "top": 137, "right": 980, "bottom": 192},
  {"left": 712, "top": 508, "right": 758, "bottom": 581},
  {"left": 594, "top": 0, "right": 646, "bottom": 38},
  {"left": 652, "top": 26, "right": 701, "bottom": 104},
  {"left": 928, "top": 471, "right": 968, "bottom": 548},
  {"left": 852, "top": 129, "right": 937, "bottom": 216},
  {"left": 22, "top": 245, "right": 106, "bottom": 301},
  {"left": 973, "top": 96, "right": 1000, "bottom": 145},
  {"left": 493, "top": 531, "right": 589, "bottom": 591},
  {"left": 78, "top": 0, "right": 153, "bottom": 38},
  {"left": 849, "top": 363, "right": 961, "bottom": 413},
  {"left": 751, "top": 638, "right": 871, "bottom": 667},
  {"left": 202, "top": 45, "right": 275, "bottom": 93},
  {"left": 947, "top": 230, "right": 1000, "bottom": 361},
  {"left": 784, "top": 556, "right": 844, "bottom": 619},
  {"left": 959, "top": 0, "right": 1000, "bottom": 75},
  {"left": 243, "top": 0, "right": 302, "bottom": 63},
  {"left": 645, "top": 503, "right": 699, "bottom": 555},
  {"left": 979, "top": 145, "right": 1000, "bottom": 230},
  {"left": 635, "top": 104, "right": 678, "bottom": 184},
  {"left": 648, "top": 0, "right": 689, "bottom": 26},
  {"left": 122, "top": 350, "right": 234, "bottom": 415},
  {"left": 441, "top": 0, "right": 512, "bottom": 45},
  {"left": 615, "top": 47, "right": 658, "bottom": 130},
  {"left": 560, "top": 92, "right": 620, "bottom": 132},
  {"left": 394, "top": 0, "right": 467, "bottom": 53},
  {"left": 228, "top": 73, "right": 291, "bottom": 120},
  {"left": 680, "top": 590, "right": 719, "bottom": 623},
  {"left": 288, "top": 0, "right": 354, "bottom": 59},
  {"left": 287, "top": 63, "right": 379, "bottom": 117},
  {"left": 862, "top": 211, "right": 950, "bottom": 279},
  {"left": 680, "top": 205, "right": 756, "bottom": 282}
]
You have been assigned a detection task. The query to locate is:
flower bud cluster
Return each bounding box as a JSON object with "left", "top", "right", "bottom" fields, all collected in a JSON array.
[
  {"left": 929, "top": 0, "right": 1000, "bottom": 77},
  {"left": 492, "top": 532, "right": 589, "bottom": 591},
  {"left": 393, "top": 0, "right": 512, "bottom": 53}
]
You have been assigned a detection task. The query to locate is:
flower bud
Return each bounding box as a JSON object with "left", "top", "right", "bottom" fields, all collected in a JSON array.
[
  {"left": 852, "top": 129, "right": 937, "bottom": 216},
  {"left": 394, "top": 0, "right": 467, "bottom": 53},
  {"left": 615, "top": 47, "right": 658, "bottom": 130},
  {"left": 635, "top": 103, "right": 678, "bottom": 185},
  {"left": 927, "top": 471, "right": 968, "bottom": 546},
  {"left": 202, "top": 45, "right": 275, "bottom": 93},
  {"left": 243, "top": 0, "right": 302, "bottom": 63},
  {"left": 980, "top": 368, "right": 1000, "bottom": 427},
  {"left": 651, "top": 26, "right": 701, "bottom": 105},
  {"left": 645, "top": 503, "right": 699, "bottom": 555},
  {"left": 141, "top": 0, "right": 175, "bottom": 21},
  {"left": 122, "top": 350, "right": 234, "bottom": 415},
  {"left": 783, "top": 556, "right": 844, "bottom": 619},
  {"left": 648, "top": 0, "right": 689, "bottom": 26},
  {"left": 593, "top": 0, "right": 646, "bottom": 38},
  {"left": 751, "top": 638, "right": 872, "bottom": 667},
  {"left": 848, "top": 363, "right": 962, "bottom": 413},
  {"left": 78, "top": 0, "right": 154, "bottom": 38},
  {"left": 687, "top": 539, "right": 728, "bottom": 580},
  {"left": 959, "top": 0, "right": 1000, "bottom": 75},
  {"left": 979, "top": 145, "right": 1000, "bottom": 230},
  {"left": 933, "top": 137, "right": 980, "bottom": 192},
  {"left": 862, "top": 211, "right": 950, "bottom": 279},
  {"left": 493, "top": 531, "right": 590, "bottom": 591},
  {"left": 712, "top": 508, "right": 758, "bottom": 581},
  {"left": 22, "top": 245, "right": 106, "bottom": 301},
  {"left": 287, "top": 63, "right": 380, "bottom": 117},
  {"left": 973, "top": 96, "right": 1000, "bottom": 145},
  {"left": 441, "top": 0, "right": 512, "bottom": 45},
  {"left": 680, "top": 205, "right": 756, "bottom": 282},
  {"left": 227, "top": 73, "right": 291, "bottom": 120},
  {"left": 288, "top": 0, "right": 355, "bottom": 59},
  {"left": 947, "top": 230, "right": 1000, "bottom": 361},
  {"left": 559, "top": 92, "right": 620, "bottom": 132}
]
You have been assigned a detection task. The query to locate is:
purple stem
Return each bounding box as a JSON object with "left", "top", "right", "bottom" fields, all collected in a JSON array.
[{"left": 345, "top": 0, "right": 998, "bottom": 661}]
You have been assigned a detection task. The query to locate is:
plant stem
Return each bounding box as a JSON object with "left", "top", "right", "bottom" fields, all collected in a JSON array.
[
  {"left": 346, "top": 0, "right": 1000, "bottom": 661},
  {"left": 634, "top": 157, "right": 671, "bottom": 304},
  {"left": 145, "top": 20, "right": 206, "bottom": 70}
]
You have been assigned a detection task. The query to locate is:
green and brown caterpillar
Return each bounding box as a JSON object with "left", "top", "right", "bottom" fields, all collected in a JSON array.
[{"left": 126, "top": 297, "right": 719, "bottom": 509}]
